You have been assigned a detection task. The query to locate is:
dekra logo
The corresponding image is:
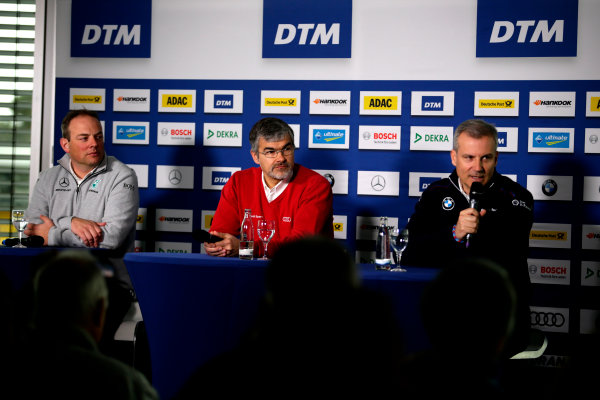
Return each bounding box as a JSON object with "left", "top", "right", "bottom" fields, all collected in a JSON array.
[
  {"left": 207, "top": 130, "right": 239, "bottom": 139},
  {"left": 414, "top": 133, "right": 449, "bottom": 143}
]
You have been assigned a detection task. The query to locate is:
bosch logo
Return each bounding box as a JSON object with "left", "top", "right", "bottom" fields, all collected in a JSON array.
[
  {"left": 59, "top": 177, "right": 69, "bottom": 187},
  {"left": 528, "top": 264, "right": 538, "bottom": 274},
  {"left": 169, "top": 169, "right": 182, "bottom": 185},
  {"left": 442, "top": 197, "right": 455, "bottom": 211},
  {"left": 370, "top": 175, "right": 386, "bottom": 191},
  {"left": 531, "top": 311, "right": 565, "bottom": 328},
  {"left": 161, "top": 128, "right": 168, "bottom": 136},
  {"left": 542, "top": 179, "right": 558, "bottom": 196},
  {"left": 590, "top": 135, "right": 598, "bottom": 144},
  {"left": 362, "top": 131, "right": 371, "bottom": 140}
]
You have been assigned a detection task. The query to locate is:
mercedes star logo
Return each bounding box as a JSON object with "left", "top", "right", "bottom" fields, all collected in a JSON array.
[
  {"left": 59, "top": 177, "right": 69, "bottom": 187},
  {"left": 169, "top": 169, "right": 182, "bottom": 185},
  {"left": 371, "top": 175, "right": 386, "bottom": 191}
]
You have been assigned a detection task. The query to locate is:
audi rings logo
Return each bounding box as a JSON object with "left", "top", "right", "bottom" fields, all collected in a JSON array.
[
  {"left": 371, "top": 175, "right": 386, "bottom": 191},
  {"left": 542, "top": 179, "right": 558, "bottom": 196},
  {"left": 59, "top": 177, "right": 69, "bottom": 187},
  {"left": 169, "top": 169, "right": 182, "bottom": 185},
  {"left": 324, "top": 173, "right": 335, "bottom": 187},
  {"left": 531, "top": 311, "right": 565, "bottom": 328}
]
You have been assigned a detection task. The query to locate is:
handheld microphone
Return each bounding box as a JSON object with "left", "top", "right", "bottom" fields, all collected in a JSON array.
[
  {"left": 2, "top": 235, "right": 44, "bottom": 247},
  {"left": 466, "top": 182, "right": 484, "bottom": 248},
  {"left": 192, "top": 229, "right": 221, "bottom": 243}
]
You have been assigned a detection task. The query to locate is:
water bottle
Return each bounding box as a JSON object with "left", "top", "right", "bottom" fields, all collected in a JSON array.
[
  {"left": 375, "top": 216, "right": 391, "bottom": 269},
  {"left": 239, "top": 209, "right": 254, "bottom": 260}
]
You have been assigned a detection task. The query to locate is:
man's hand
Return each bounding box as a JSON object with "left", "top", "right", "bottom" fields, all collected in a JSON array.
[
  {"left": 71, "top": 217, "right": 106, "bottom": 248},
  {"left": 455, "top": 208, "right": 487, "bottom": 242},
  {"left": 24, "top": 215, "right": 55, "bottom": 246},
  {"left": 203, "top": 231, "right": 240, "bottom": 257}
]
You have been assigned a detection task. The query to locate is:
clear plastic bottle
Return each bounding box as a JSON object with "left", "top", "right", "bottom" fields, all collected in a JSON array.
[
  {"left": 239, "top": 209, "right": 254, "bottom": 260},
  {"left": 375, "top": 216, "right": 391, "bottom": 269}
]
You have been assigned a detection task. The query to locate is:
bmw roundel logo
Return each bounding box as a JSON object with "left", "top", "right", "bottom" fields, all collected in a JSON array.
[
  {"left": 442, "top": 197, "right": 454, "bottom": 210},
  {"left": 542, "top": 179, "right": 558, "bottom": 196},
  {"left": 324, "top": 173, "right": 335, "bottom": 187}
]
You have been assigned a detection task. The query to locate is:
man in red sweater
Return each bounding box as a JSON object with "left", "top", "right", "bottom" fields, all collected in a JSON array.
[{"left": 204, "top": 117, "right": 334, "bottom": 258}]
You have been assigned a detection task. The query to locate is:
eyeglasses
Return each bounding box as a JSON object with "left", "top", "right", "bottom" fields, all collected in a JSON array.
[{"left": 258, "top": 145, "right": 294, "bottom": 158}]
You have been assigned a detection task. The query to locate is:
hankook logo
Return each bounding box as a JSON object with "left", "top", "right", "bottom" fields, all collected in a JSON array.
[
  {"left": 169, "top": 169, "right": 182, "bottom": 185},
  {"left": 371, "top": 175, "right": 386, "bottom": 191}
]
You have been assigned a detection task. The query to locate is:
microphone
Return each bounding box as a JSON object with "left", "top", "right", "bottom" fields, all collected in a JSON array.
[
  {"left": 466, "top": 182, "right": 484, "bottom": 248},
  {"left": 2, "top": 235, "right": 45, "bottom": 247},
  {"left": 192, "top": 229, "right": 221, "bottom": 243}
]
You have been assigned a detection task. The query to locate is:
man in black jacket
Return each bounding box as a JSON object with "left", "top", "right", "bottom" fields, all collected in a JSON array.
[{"left": 401, "top": 119, "right": 534, "bottom": 357}]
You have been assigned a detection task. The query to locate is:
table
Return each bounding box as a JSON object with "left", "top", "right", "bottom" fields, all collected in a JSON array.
[{"left": 123, "top": 253, "right": 439, "bottom": 400}]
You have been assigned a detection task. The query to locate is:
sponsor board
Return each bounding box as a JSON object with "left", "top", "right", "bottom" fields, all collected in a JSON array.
[
  {"left": 496, "top": 127, "right": 519, "bottom": 152},
  {"left": 113, "top": 89, "right": 150, "bottom": 112},
  {"left": 529, "top": 91, "right": 576, "bottom": 117},
  {"left": 333, "top": 215, "right": 347, "bottom": 240},
  {"left": 69, "top": 88, "right": 105, "bottom": 111},
  {"left": 199, "top": 210, "right": 216, "bottom": 254},
  {"left": 358, "top": 125, "right": 401, "bottom": 151},
  {"left": 526, "top": 175, "right": 573, "bottom": 201},
  {"left": 202, "top": 167, "right": 241, "bottom": 190},
  {"left": 156, "top": 165, "right": 194, "bottom": 189},
  {"left": 586, "top": 91, "right": 600, "bottom": 117},
  {"left": 308, "top": 125, "right": 349, "bottom": 149},
  {"left": 157, "top": 122, "right": 195, "bottom": 146},
  {"left": 528, "top": 128, "right": 574, "bottom": 153},
  {"left": 528, "top": 258, "right": 570, "bottom": 285},
  {"left": 262, "top": 0, "right": 352, "bottom": 58},
  {"left": 155, "top": 241, "right": 192, "bottom": 253},
  {"left": 584, "top": 128, "right": 600, "bottom": 153},
  {"left": 476, "top": 0, "right": 578, "bottom": 58},
  {"left": 580, "top": 309, "right": 600, "bottom": 334},
  {"left": 70, "top": 0, "right": 151, "bottom": 58},
  {"left": 112, "top": 121, "right": 149, "bottom": 145},
  {"left": 313, "top": 169, "right": 349, "bottom": 195},
  {"left": 289, "top": 124, "right": 300, "bottom": 148},
  {"left": 408, "top": 172, "right": 448, "bottom": 197},
  {"left": 529, "top": 223, "right": 571, "bottom": 248},
  {"left": 583, "top": 176, "right": 600, "bottom": 202},
  {"left": 261, "top": 90, "right": 301, "bottom": 114},
  {"left": 204, "top": 90, "right": 243, "bottom": 114},
  {"left": 411, "top": 91, "right": 455, "bottom": 116},
  {"left": 136, "top": 207, "right": 147, "bottom": 231},
  {"left": 155, "top": 209, "right": 193, "bottom": 233},
  {"left": 203, "top": 123, "right": 243, "bottom": 147},
  {"left": 309, "top": 91, "right": 350, "bottom": 115},
  {"left": 127, "top": 164, "right": 148, "bottom": 188},
  {"left": 134, "top": 240, "right": 145, "bottom": 252},
  {"left": 582, "top": 224, "right": 600, "bottom": 250},
  {"left": 503, "top": 174, "right": 518, "bottom": 183},
  {"left": 357, "top": 171, "right": 399, "bottom": 197},
  {"left": 474, "top": 91, "right": 519, "bottom": 117},
  {"left": 529, "top": 306, "right": 569, "bottom": 333},
  {"left": 158, "top": 89, "right": 196, "bottom": 113},
  {"left": 581, "top": 261, "right": 600, "bottom": 287},
  {"left": 410, "top": 126, "right": 453, "bottom": 151},
  {"left": 359, "top": 91, "right": 402, "bottom": 116},
  {"left": 533, "top": 354, "right": 570, "bottom": 369}
]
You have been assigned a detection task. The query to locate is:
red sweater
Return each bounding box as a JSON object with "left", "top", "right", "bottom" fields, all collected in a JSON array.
[{"left": 210, "top": 164, "right": 334, "bottom": 257}]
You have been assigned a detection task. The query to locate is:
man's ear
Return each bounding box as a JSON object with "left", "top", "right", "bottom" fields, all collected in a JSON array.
[
  {"left": 60, "top": 137, "right": 70, "bottom": 153},
  {"left": 251, "top": 150, "right": 260, "bottom": 165}
]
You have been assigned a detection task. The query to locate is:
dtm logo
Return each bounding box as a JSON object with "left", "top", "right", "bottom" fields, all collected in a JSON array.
[
  {"left": 419, "top": 177, "right": 438, "bottom": 191},
  {"left": 497, "top": 131, "right": 507, "bottom": 148},
  {"left": 214, "top": 95, "right": 233, "bottom": 109},
  {"left": 70, "top": 0, "right": 151, "bottom": 58},
  {"left": 262, "top": 0, "right": 352, "bottom": 58},
  {"left": 421, "top": 96, "right": 443, "bottom": 111},
  {"left": 476, "top": 0, "right": 578, "bottom": 57},
  {"left": 212, "top": 171, "right": 231, "bottom": 185}
]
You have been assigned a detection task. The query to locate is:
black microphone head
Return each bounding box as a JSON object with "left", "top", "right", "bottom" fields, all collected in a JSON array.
[
  {"left": 192, "top": 229, "right": 220, "bottom": 243},
  {"left": 2, "top": 237, "right": 20, "bottom": 247},
  {"left": 470, "top": 181, "right": 484, "bottom": 197},
  {"left": 23, "top": 235, "right": 44, "bottom": 247}
]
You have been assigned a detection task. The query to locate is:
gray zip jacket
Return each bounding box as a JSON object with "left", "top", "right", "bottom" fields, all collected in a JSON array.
[{"left": 26, "top": 153, "right": 139, "bottom": 255}]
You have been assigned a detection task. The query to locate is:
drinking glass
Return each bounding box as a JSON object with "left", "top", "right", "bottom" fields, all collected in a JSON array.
[
  {"left": 257, "top": 219, "right": 276, "bottom": 260},
  {"left": 389, "top": 227, "right": 408, "bottom": 272},
  {"left": 11, "top": 209, "right": 27, "bottom": 248}
]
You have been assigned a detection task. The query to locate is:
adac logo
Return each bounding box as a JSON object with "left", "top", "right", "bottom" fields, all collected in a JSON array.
[
  {"left": 161, "top": 94, "right": 193, "bottom": 108},
  {"left": 542, "top": 179, "right": 558, "bottom": 196},
  {"left": 364, "top": 96, "right": 398, "bottom": 110},
  {"left": 591, "top": 97, "right": 600, "bottom": 112}
]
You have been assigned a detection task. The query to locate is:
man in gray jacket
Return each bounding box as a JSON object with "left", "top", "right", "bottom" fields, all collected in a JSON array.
[{"left": 25, "top": 109, "right": 139, "bottom": 254}]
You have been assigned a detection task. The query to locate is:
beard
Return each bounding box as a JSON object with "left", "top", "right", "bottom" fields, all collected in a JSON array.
[{"left": 267, "top": 161, "right": 294, "bottom": 181}]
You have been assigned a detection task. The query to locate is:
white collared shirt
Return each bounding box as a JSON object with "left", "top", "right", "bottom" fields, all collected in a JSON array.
[
  {"left": 457, "top": 178, "right": 470, "bottom": 201},
  {"left": 262, "top": 173, "right": 290, "bottom": 203},
  {"left": 69, "top": 161, "right": 96, "bottom": 186}
]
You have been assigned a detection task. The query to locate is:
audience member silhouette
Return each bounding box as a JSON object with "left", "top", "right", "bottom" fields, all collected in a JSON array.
[
  {"left": 399, "top": 257, "right": 517, "bottom": 399},
  {"left": 175, "top": 236, "right": 404, "bottom": 398},
  {"left": 9, "top": 249, "right": 158, "bottom": 400}
]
